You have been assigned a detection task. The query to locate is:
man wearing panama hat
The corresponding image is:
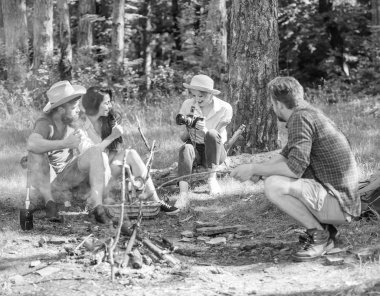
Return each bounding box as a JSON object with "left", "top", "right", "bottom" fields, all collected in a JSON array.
[
  {"left": 27, "top": 81, "right": 116, "bottom": 224},
  {"left": 174, "top": 74, "right": 233, "bottom": 210}
]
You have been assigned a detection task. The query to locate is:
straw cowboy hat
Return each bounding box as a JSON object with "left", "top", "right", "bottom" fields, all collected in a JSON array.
[
  {"left": 183, "top": 74, "right": 220, "bottom": 95},
  {"left": 43, "top": 81, "right": 86, "bottom": 113}
]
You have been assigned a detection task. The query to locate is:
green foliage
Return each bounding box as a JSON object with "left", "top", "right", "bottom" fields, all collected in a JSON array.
[{"left": 279, "top": 0, "right": 375, "bottom": 94}]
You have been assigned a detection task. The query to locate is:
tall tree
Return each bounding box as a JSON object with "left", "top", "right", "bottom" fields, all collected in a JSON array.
[
  {"left": 2, "top": 0, "right": 28, "bottom": 82},
  {"left": 33, "top": 0, "right": 53, "bottom": 71},
  {"left": 57, "top": 0, "right": 72, "bottom": 80},
  {"left": 203, "top": 0, "right": 227, "bottom": 72},
  {"left": 111, "top": 0, "right": 125, "bottom": 80},
  {"left": 229, "top": 0, "right": 280, "bottom": 153},
  {"left": 172, "top": 0, "right": 182, "bottom": 60},
  {"left": 372, "top": 0, "right": 380, "bottom": 55},
  {"left": 143, "top": 0, "right": 153, "bottom": 90},
  {"left": 78, "top": 0, "right": 96, "bottom": 48}
]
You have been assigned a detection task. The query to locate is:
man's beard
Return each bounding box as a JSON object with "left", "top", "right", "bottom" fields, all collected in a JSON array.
[{"left": 62, "top": 114, "right": 78, "bottom": 126}]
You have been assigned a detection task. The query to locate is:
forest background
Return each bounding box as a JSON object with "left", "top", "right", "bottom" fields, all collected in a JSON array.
[{"left": 2, "top": 1, "right": 380, "bottom": 294}]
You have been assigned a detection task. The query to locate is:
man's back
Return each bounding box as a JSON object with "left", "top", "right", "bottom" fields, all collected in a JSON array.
[{"left": 282, "top": 104, "right": 360, "bottom": 217}]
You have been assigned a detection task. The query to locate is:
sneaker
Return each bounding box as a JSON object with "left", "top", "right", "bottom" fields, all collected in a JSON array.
[
  {"left": 159, "top": 200, "right": 179, "bottom": 216},
  {"left": 92, "top": 205, "right": 111, "bottom": 224},
  {"left": 208, "top": 178, "right": 221, "bottom": 195},
  {"left": 45, "top": 201, "right": 61, "bottom": 222},
  {"left": 174, "top": 193, "right": 190, "bottom": 210},
  {"left": 293, "top": 228, "right": 329, "bottom": 262}
]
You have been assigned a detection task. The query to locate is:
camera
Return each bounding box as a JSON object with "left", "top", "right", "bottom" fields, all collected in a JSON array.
[{"left": 176, "top": 114, "right": 204, "bottom": 128}]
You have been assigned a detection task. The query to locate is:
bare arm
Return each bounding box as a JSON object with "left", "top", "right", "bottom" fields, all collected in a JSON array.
[
  {"left": 27, "top": 133, "right": 71, "bottom": 154},
  {"left": 230, "top": 154, "right": 297, "bottom": 182}
]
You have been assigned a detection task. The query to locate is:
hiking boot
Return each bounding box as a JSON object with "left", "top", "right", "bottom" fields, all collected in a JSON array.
[
  {"left": 208, "top": 178, "right": 221, "bottom": 195},
  {"left": 293, "top": 228, "right": 329, "bottom": 262},
  {"left": 159, "top": 200, "right": 179, "bottom": 216},
  {"left": 92, "top": 205, "right": 111, "bottom": 224},
  {"left": 298, "top": 224, "right": 339, "bottom": 251},
  {"left": 45, "top": 201, "right": 61, "bottom": 222}
]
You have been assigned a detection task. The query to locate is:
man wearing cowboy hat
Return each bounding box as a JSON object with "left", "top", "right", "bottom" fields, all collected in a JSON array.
[
  {"left": 174, "top": 74, "right": 233, "bottom": 210},
  {"left": 27, "top": 81, "right": 116, "bottom": 224}
]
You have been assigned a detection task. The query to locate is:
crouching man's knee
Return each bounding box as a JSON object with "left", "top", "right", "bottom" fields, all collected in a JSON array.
[{"left": 264, "top": 175, "right": 288, "bottom": 204}]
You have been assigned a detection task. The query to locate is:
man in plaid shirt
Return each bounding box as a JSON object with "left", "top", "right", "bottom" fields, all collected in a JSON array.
[{"left": 231, "top": 76, "right": 360, "bottom": 261}]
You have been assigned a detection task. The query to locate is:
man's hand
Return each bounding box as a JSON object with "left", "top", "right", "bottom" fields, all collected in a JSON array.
[
  {"left": 194, "top": 118, "right": 207, "bottom": 133},
  {"left": 230, "top": 164, "right": 257, "bottom": 182},
  {"left": 110, "top": 124, "right": 123, "bottom": 140},
  {"left": 65, "top": 130, "right": 82, "bottom": 149}
]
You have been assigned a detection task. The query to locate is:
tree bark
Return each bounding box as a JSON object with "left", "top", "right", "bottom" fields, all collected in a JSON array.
[
  {"left": 372, "top": 0, "right": 380, "bottom": 62},
  {"left": 78, "top": 0, "right": 96, "bottom": 48},
  {"left": 143, "top": 0, "right": 153, "bottom": 90},
  {"left": 229, "top": 0, "right": 280, "bottom": 153},
  {"left": 57, "top": 0, "right": 72, "bottom": 80},
  {"left": 33, "top": 0, "right": 53, "bottom": 71},
  {"left": 2, "top": 0, "right": 28, "bottom": 82},
  {"left": 111, "top": 0, "right": 125, "bottom": 80},
  {"left": 204, "top": 0, "right": 227, "bottom": 71},
  {"left": 172, "top": 0, "right": 182, "bottom": 61}
]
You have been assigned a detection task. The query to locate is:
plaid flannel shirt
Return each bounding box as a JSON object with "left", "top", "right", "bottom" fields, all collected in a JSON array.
[{"left": 280, "top": 104, "right": 360, "bottom": 217}]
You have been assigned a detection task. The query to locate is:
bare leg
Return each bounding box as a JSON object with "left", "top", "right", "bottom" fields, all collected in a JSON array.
[
  {"left": 77, "top": 147, "right": 108, "bottom": 208},
  {"left": 27, "top": 152, "right": 54, "bottom": 204},
  {"left": 110, "top": 149, "right": 159, "bottom": 201},
  {"left": 264, "top": 175, "right": 323, "bottom": 230}
]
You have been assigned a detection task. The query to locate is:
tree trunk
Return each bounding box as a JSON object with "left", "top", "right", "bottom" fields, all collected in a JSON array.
[
  {"left": 204, "top": 0, "right": 227, "bottom": 71},
  {"left": 372, "top": 0, "right": 380, "bottom": 62},
  {"left": 172, "top": 0, "right": 182, "bottom": 61},
  {"left": 57, "top": 0, "right": 72, "bottom": 80},
  {"left": 78, "top": 0, "right": 96, "bottom": 49},
  {"left": 229, "top": 0, "right": 279, "bottom": 153},
  {"left": 111, "top": 0, "right": 125, "bottom": 80},
  {"left": 2, "top": 0, "right": 28, "bottom": 82},
  {"left": 143, "top": 0, "right": 153, "bottom": 90},
  {"left": 33, "top": 0, "right": 53, "bottom": 71}
]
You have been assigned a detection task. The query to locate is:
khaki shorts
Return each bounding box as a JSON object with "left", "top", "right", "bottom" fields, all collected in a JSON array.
[{"left": 290, "top": 178, "right": 349, "bottom": 224}]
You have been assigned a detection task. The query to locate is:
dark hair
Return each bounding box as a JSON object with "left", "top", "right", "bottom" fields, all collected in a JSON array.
[
  {"left": 100, "top": 109, "right": 123, "bottom": 151},
  {"left": 82, "top": 87, "right": 113, "bottom": 116},
  {"left": 82, "top": 86, "right": 123, "bottom": 151},
  {"left": 267, "top": 77, "right": 304, "bottom": 109}
]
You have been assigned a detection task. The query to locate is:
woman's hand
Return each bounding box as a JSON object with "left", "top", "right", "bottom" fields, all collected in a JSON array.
[{"left": 110, "top": 124, "right": 123, "bottom": 140}]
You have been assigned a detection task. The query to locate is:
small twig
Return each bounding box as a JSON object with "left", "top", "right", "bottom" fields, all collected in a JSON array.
[
  {"left": 136, "top": 116, "right": 151, "bottom": 151},
  {"left": 74, "top": 234, "right": 93, "bottom": 251},
  {"left": 109, "top": 149, "right": 128, "bottom": 282}
]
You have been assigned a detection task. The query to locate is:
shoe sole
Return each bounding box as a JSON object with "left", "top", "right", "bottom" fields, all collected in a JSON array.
[{"left": 164, "top": 209, "right": 180, "bottom": 216}]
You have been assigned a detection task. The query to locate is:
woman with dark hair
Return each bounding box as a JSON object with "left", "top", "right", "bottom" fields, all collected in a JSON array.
[{"left": 80, "top": 87, "right": 178, "bottom": 216}]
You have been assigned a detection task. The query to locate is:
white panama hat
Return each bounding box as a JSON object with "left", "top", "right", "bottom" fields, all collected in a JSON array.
[
  {"left": 43, "top": 80, "right": 86, "bottom": 113},
  {"left": 183, "top": 74, "right": 220, "bottom": 95}
]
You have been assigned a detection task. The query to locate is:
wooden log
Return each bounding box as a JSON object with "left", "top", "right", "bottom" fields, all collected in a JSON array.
[
  {"left": 141, "top": 237, "right": 180, "bottom": 267},
  {"left": 195, "top": 225, "right": 246, "bottom": 236},
  {"left": 130, "top": 248, "right": 143, "bottom": 269}
]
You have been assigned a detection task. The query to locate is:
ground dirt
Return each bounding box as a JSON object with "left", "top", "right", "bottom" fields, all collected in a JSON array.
[{"left": 1, "top": 153, "right": 380, "bottom": 296}]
